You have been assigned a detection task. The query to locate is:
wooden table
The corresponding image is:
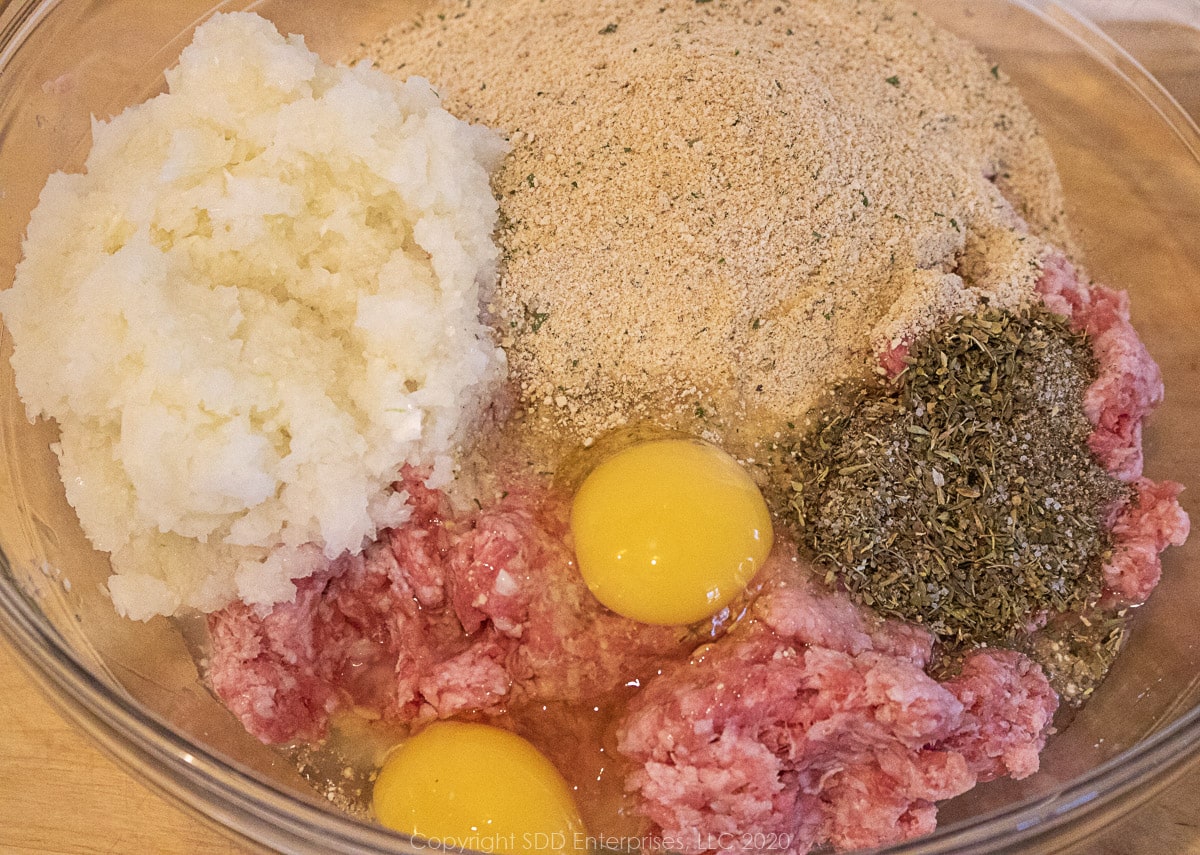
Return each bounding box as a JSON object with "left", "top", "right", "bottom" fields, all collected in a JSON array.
[{"left": 0, "top": 642, "right": 247, "bottom": 855}]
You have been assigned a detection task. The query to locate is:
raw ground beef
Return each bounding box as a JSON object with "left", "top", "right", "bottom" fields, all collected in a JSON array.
[
  {"left": 205, "top": 476, "right": 1058, "bottom": 854},
  {"left": 1036, "top": 251, "right": 1163, "bottom": 482},
  {"left": 616, "top": 554, "right": 1056, "bottom": 855},
  {"left": 1103, "top": 477, "right": 1190, "bottom": 605}
]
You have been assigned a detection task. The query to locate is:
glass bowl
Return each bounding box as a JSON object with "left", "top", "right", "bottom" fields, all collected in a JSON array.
[{"left": 0, "top": 1, "right": 1198, "bottom": 853}]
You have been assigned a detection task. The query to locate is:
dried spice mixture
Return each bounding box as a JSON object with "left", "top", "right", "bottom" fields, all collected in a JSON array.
[{"left": 789, "top": 306, "right": 1126, "bottom": 648}]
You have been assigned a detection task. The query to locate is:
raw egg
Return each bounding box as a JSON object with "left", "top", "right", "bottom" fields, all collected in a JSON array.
[
  {"left": 372, "top": 721, "right": 587, "bottom": 855},
  {"left": 570, "top": 437, "right": 773, "bottom": 625}
]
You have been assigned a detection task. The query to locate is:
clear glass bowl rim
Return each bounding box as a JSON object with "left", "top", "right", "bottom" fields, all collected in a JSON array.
[{"left": 1, "top": 0, "right": 1199, "bottom": 852}]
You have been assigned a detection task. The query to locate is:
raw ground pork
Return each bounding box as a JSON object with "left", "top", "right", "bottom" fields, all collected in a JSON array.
[
  {"left": 210, "top": 489, "right": 1058, "bottom": 853},
  {"left": 208, "top": 472, "right": 689, "bottom": 744},
  {"left": 617, "top": 563, "right": 1056, "bottom": 854},
  {"left": 1035, "top": 252, "right": 1190, "bottom": 605}
]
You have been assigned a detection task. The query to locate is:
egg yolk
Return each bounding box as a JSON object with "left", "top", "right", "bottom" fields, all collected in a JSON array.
[
  {"left": 372, "top": 721, "right": 587, "bottom": 855},
  {"left": 570, "top": 438, "right": 773, "bottom": 625}
]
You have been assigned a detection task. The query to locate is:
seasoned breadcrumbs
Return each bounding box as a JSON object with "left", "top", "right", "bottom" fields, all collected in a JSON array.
[{"left": 360, "top": 0, "right": 1070, "bottom": 450}]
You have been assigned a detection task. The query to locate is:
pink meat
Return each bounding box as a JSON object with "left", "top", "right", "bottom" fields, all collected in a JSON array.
[
  {"left": 1036, "top": 251, "right": 1163, "bottom": 482},
  {"left": 207, "top": 469, "right": 686, "bottom": 744},
  {"left": 207, "top": 476, "right": 485, "bottom": 742},
  {"left": 755, "top": 564, "right": 934, "bottom": 666},
  {"left": 206, "top": 550, "right": 342, "bottom": 744},
  {"left": 1035, "top": 251, "right": 1189, "bottom": 605},
  {"left": 616, "top": 552, "right": 1057, "bottom": 855},
  {"left": 878, "top": 340, "right": 911, "bottom": 378},
  {"left": 1102, "top": 477, "right": 1191, "bottom": 605},
  {"left": 940, "top": 648, "right": 1059, "bottom": 781}
]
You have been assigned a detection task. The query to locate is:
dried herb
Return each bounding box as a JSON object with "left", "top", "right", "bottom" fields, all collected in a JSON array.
[
  {"left": 525, "top": 306, "right": 550, "bottom": 333},
  {"left": 789, "top": 305, "right": 1128, "bottom": 646}
]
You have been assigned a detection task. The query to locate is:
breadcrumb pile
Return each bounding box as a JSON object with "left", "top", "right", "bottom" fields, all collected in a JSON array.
[{"left": 362, "top": 0, "right": 1070, "bottom": 446}]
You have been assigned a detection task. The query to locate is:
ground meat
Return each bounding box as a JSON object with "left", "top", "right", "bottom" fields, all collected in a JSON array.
[
  {"left": 207, "top": 469, "right": 687, "bottom": 743},
  {"left": 616, "top": 553, "right": 1057, "bottom": 855},
  {"left": 754, "top": 568, "right": 935, "bottom": 666},
  {"left": 1103, "top": 477, "right": 1191, "bottom": 605},
  {"left": 877, "top": 341, "right": 911, "bottom": 378},
  {"left": 1036, "top": 251, "right": 1163, "bottom": 482},
  {"left": 939, "top": 649, "right": 1059, "bottom": 781},
  {"left": 206, "top": 546, "right": 341, "bottom": 744},
  {"left": 1034, "top": 251, "right": 1190, "bottom": 604}
]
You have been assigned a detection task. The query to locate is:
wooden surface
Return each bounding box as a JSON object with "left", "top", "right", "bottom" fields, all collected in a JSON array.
[{"left": 0, "top": 640, "right": 248, "bottom": 855}]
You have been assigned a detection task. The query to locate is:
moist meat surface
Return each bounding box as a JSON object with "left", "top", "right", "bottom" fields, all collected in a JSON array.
[
  {"left": 208, "top": 479, "right": 1059, "bottom": 853},
  {"left": 617, "top": 570, "right": 1056, "bottom": 853},
  {"left": 208, "top": 470, "right": 691, "bottom": 744},
  {"left": 1035, "top": 253, "right": 1190, "bottom": 606}
]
